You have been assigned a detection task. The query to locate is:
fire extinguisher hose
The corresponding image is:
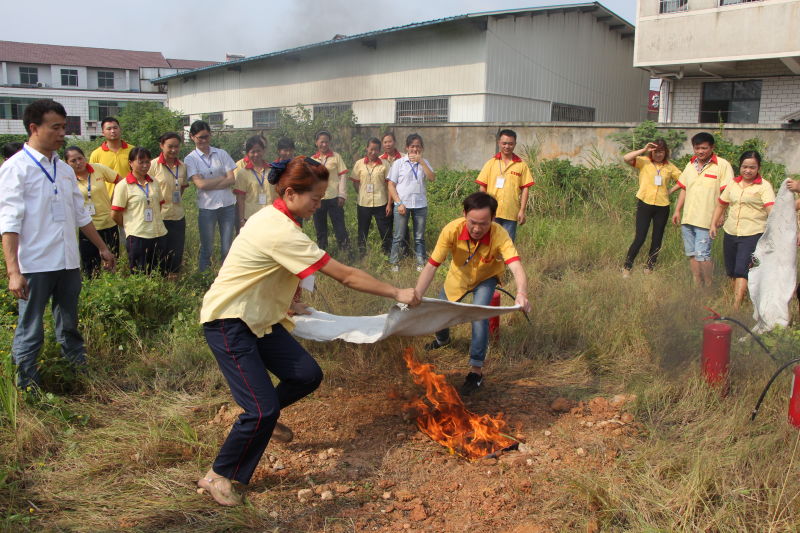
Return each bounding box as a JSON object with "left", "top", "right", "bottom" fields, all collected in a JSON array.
[
  {"left": 750, "top": 357, "right": 800, "bottom": 421},
  {"left": 456, "top": 286, "right": 531, "bottom": 324},
  {"left": 704, "top": 307, "right": 777, "bottom": 363}
]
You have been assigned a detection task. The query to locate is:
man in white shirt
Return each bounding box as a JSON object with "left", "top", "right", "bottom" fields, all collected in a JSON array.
[{"left": 0, "top": 99, "right": 115, "bottom": 388}]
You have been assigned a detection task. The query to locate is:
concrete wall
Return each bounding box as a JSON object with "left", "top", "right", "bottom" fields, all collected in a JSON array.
[{"left": 352, "top": 122, "right": 800, "bottom": 174}]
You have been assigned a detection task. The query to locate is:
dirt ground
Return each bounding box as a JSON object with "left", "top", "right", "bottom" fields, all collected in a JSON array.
[{"left": 193, "top": 362, "right": 641, "bottom": 532}]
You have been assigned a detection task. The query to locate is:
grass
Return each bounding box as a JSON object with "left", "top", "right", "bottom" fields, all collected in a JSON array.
[{"left": 1, "top": 157, "right": 800, "bottom": 531}]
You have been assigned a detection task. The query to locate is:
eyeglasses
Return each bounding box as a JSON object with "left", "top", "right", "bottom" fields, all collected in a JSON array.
[{"left": 194, "top": 134, "right": 211, "bottom": 141}]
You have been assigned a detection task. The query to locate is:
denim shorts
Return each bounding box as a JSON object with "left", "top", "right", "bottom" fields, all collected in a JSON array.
[{"left": 681, "top": 224, "right": 712, "bottom": 261}]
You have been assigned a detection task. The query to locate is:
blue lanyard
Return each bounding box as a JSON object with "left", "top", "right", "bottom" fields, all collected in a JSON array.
[
  {"left": 164, "top": 163, "right": 180, "bottom": 184},
  {"left": 135, "top": 180, "right": 151, "bottom": 205},
  {"left": 407, "top": 161, "right": 420, "bottom": 181},
  {"left": 23, "top": 148, "right": 57, "bottom": 195},
  {"left": 86, "top": 173, "right": 93, "bottom": 198},
  {"left": 250, "top": 168, "right": 266, "bottom": 188},
  {"left": 196, "top": 150, "right": 213, "bottom": 170},
  {"left": 463, "top": 240, "right": 481, "bottom": 266}
]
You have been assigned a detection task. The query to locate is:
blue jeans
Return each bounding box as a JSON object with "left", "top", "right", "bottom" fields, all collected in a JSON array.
[
  {"left": 198, "top": 204, "right": 236, "bottom": 272},
  {"left": 434, "top": 277, "right": 498, "bottom": 368},
  {"left": 681, "top": 224, "right": 712, "bottom": 262},
  {"left": 390, "top": 206, "right": 427, "bottom": 265},
  {"left": 495, "top": 217, "right": 518, "bottom": 242},
  {"left": 12, "top": 269, "right": 85, "bottom": 388}
]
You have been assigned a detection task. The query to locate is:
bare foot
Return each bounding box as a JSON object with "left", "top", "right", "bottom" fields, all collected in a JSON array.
[
  {"left": 197, "top": 471, "right": 242, "bottom": 506},
  {"left": 272, "top": 422, "right": 294, "bottom": 443}
]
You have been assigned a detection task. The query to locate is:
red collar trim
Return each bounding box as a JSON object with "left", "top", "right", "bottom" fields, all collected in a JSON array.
[
  {"left": 690, "top": 154, "right": 718, "bottom": 165},
  {"left": 273, "top": 197, "right": 300, "bottom": 227},
  {"left": 494, "top": 152, "right": 522, "bottom": 163},
  {"left": 125, "top": 173, "right": 153, "bottom": 184},
  {"left": 84, "top": 164, "right": 94, "bottom": 174},
  {"left": 101, "top": 140, "right": 129, "bottom": 151},
  {"left": 313, "top": 151, "right": 334, "bottom": 159},
  {"left": 157, "top": 153, "right": 181, "bottom": 166},
  {"left": 734, "top": 175, "right": 763, "bottom": 184},
  {"left": 363, "top": 157, "right": 382, "bottom": 165},
  {"left": 380, "top": 150, "right": 400, "bottom": 160},
  {"left": 458, "top": 223, "right": 492, "bottom": 245},
  {"left": 243, "top": 156, "right": 267, "bottom": 170}
]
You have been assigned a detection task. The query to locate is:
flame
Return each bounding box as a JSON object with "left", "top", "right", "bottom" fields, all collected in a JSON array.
[{"left": 403, "top": 348, "right": 516, "bottom": 460}]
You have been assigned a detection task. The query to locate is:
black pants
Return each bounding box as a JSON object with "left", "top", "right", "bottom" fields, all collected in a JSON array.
[
  {"left": 79, "top": 226, "right": 119, "bottom": 277},
  {"left": 126, "top": 235, "right": 166, "bottom": 274},
  {"left": 203, "top": 320, "right": 323, "bottom": 484},
  {"left": 313, "top": 198, "right": 350, "bottom": 252},
  {"left": 356, "top": 205, "right": 392, "bottom": 256},
  {"left": 162, "top": 218, "right": 186, "bottom": 274},
  {"left": 624, "top": 200, "right": 670, "bottom": 270},
  {"left": 723, "top": 232, "right": 761, "bottom": 278}
]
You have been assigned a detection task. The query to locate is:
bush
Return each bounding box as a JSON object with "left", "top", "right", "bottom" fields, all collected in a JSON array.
[
  {"left": 267, "top": 105, "right": 363, "bottom": 166},
  {"left": 610, "top": 120, "right": 687, "bottom": 157},
  {"left": 117, "top": 102, "right": 185, "bottom": 156}
]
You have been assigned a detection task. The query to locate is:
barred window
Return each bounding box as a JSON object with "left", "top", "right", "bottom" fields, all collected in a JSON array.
[
  {"left": 313, "top": 102, "right": 352, "bottom": 119},
  {"left": 395, "top": 98, "right": 449, "bottom": 124},
  {"left": 97, "top": 71, "right": 115, "bottom": 89},
  {"left": 0, "top": 97, "right": 38, "bottom": 119},
  {"left": 253, "top": 108, "right": 279, "bottom": 129},
  {"left": 88, "top": 100, "right": 128, "bottom": 120},
  {"left": 700, "top": 80, "right": 761, "bottom": 123},
  {"left": 19, "top": 66, "right": 38, "bottom": 85},
  {"left": 204, "top": 113, "right": 224, "bottom": 129},
  {"left": 551, "top": 103, "right": 595, "bottom": 122},
  {"left": 659, "top": 0, "right": 688, "bottom": 13},
  {"left": 719, "top": 0, "right": 762, "bottom": 5},
  {"left": 61, "top": 69, "right": 78, "bottom": 87},
  {"left": 181, "top": 115, "right": 190, "bottom": 127}
]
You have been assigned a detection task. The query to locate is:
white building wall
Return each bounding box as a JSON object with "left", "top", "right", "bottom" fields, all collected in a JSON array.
[
  {"left": 485, "top": 95, "right": 551, "bottom": 122},
  {"left": 449, "top": 94, "right": 485, "bottom": 122},
  {"left": 484, "top": 11, "right": 648, "bottom": 122},
  {"left": 353, "top": 100, "right": 395, "bottom": 124}
]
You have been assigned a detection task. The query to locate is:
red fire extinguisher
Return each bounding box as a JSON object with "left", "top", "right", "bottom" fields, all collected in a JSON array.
[
  {"left": 701, "top": 322, "right": 732, "bottom": 394},
  {"left": 489, "top": 291, "right": 501, "bottom": 340},
  {"left": 788, "top": 366, "right": 800, "bottom": 428}
]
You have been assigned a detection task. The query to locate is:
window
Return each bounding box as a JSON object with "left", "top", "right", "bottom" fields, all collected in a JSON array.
[
  {"left": 203, "top": 113, "right": 224, "bottom": 129},
  {"left": 700, "top": 80, "right": 761, "bottom": 123},
  {"left": 659, "top": 0, "right": 688, "bottom": 13},
  {"left": 253, "top": 108, "right": 279, "bottom": 129},
  {"left": 551, "top": 103, "right": 595, "bottom": 122},
  {"left": 719, "top": 0, "right": 762, "bottom": 5},
  {"left": 88, "top": 100, "right": 127, "bottom": 120},
  {"left": 19, "top": 66, "right": 38, "bottom": 85},
  {"left": 97, "top": 71, "right": 114, "bottom": 89},
  {"left": 180, "top": 115, "right": 190, "bottom": 127},
  {"left": 61, "top": 69, "right": 78, "bottom": 87},
  {"left": 0, "top": 97, "right": 38, "bottom": 119},
  {"left": 313, "top": 102, "right": 353, "bottom": 119},
  {"left": 395, "top": 98, "right": 449, "bottom": 124},
  {"left": 66, "top": 116, "right": 81, "bottom": 135}
]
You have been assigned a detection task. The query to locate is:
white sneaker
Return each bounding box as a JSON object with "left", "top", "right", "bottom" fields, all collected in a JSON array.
[
  {"left": 390, "top": 265, "right": 399, "bottom": 272},
  {"left": 416, "top": 265, "right": 424, "bottom": 272}
]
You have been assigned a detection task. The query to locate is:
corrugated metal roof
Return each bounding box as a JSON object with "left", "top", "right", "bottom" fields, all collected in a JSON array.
[
  {"left": 166, "top": 58, "right": 218, "bottom": 69},
  {"left": 153, "top": 2, "right": 632, "bottom": 83}
]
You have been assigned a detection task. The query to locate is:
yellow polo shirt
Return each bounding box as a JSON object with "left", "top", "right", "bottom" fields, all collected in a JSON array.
[
  {"left": 719, "top": 176, "right": 775, "bottom": 237},
  {"left": 75, "top": 163, "right": 120, "bottom": 230},
  {"left": 677, "top": 154, "right": 734, "bottom": 229},
  {"left": 150, "top": 154, "right": 188, "bottom": 221},
  {"left": 380, "top": 151, "right": 403, "bottom": 165},
  {"left": 235, "top": 158, "right": 247, "bottom": 170},
  {"left": 89, "top": 140, "right": 133, "bottom": 197},
  {"left": 312, "top": 151, "right": 348, "bottom": 200},
  {"left": 351, "top": 157, "right": 390, "bottom": 208},
  {"left": 429, "top": 218, "right": 521, "bottom": 301},
  {"left": 199, "top": 198, "right": 331, "bottom": 336},
  {"left": 475, "top": 154, "right": 534, "bottom": 221},
  {"left": 234, "top": 159, "right": 275, "bottom": 219},
  {"left": 632, "top": 156, "right": 682, "bottom": 207},
  {"left": 111, "top": 174, "right": 167, "bottom": 239}
]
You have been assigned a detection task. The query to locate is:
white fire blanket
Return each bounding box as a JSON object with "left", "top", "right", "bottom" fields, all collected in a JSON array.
[
  {"left": 292, "top": 297, "right": 522, "bottom": 344},
  {"left": 749, "top": 179, "right": 797, "bottom": 333}
]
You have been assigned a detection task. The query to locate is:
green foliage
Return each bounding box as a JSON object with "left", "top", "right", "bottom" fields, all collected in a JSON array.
[
  {"left": 267, "top": 105, "right": 363, "bottom": 165},
  {"left": 0, "top": 134, "right": 27, "bottom": 165},
  {"left": 117, "top": 101, "right": 184, "bottom": 156},
  {"left": 204, "top": 130, "right": 251, "bottom": 162},
  {"left": 610, "top": 120, "right": 686, "bottom": 157}
]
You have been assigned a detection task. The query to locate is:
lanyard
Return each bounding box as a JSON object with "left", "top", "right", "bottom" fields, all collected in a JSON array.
[
  {"left": 407, "top": 161, "right": 420, "bottom": 181},
  {"left": 86, "top": 173, "right": 93, "bottom": 199},
  {"left": 135, "top": 180, "right": 151, "bottom": 206},
  {"left": 164, "top": 162, "right": 180, "bottom": 187},
  {"left": 250, "top": 167, "right": 266, "bottom": 189},
  {"left": 196, "top": 149, "right": 213, "bottom": 170},
  {"left": 23, "top": 148, "right": 58, "bottom": 195},
  {"left": 463, "top": 240, "right": 481, "bottom": 266}
]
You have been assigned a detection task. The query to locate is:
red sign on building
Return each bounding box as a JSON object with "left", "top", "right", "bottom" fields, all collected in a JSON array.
[{"left": 648, "top": 90, "right": 660, "bottom": 113}]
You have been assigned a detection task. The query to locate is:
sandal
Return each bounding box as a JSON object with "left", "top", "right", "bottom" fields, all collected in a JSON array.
[{"left": 197, "top": 475, "right": 242, "bottom": 506}]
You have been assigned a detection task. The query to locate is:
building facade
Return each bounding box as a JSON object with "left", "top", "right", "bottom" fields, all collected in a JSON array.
[
  {"left": 157, "top": 3, "right": 649, "bottom": 128},
  {"left": 0, "top": 41, "right": 215, "bottom": 137},
  {"left": 634, "top": 0, "right": 800, "bottom": 125}
]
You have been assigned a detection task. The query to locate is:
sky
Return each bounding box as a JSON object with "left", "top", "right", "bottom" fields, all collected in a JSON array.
[{"left": 2, "top": 0, "right": 636, "bottom": 62}]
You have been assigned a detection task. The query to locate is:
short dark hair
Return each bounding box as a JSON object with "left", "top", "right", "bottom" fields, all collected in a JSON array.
[
  {"left": 497, "top": 129, "right": 517, "bottom": 141},
  {"left": 128, "top": 146, "right": 152, "bottom": 162},
  {"left": 100, "top": 117, "right": 120, "bottom": 129},
  {"left": 405, "top": 133, "right": 424, "bottom": 148},
  {"left": 22, "top": 99, "right": 67, "bottom": 135},
  {"left": 463, "top": 191, "right": 498, "bottom": 218},
  {"left": 189, "top": 120, "right": 211, "bottom": 137},
  {"left": 245, "top": 135, "right": 266, "bottom": 153},
  {"left": 159, "top": 132, "right": 182, "bottom": 144},
  {"left": 64, "top": 145, "right": 85, "bottom": 158},
  {"left": 367, "top": 137, "right": 381, "bottom": 149},
  {"left": 691, "top": 132, "right": 715, "bottom": 147},
  {"left": 315, "top": 130, "right": 332, "bottom": 141},
  {"left": 739, "top": 150, "right": 762, "bottom": 168},
  {"left": 381, "top": 132, "right": 396, "bottom": 142},
  {"left": 2, "top": 142, "right": 23, "bottom": 159},
  {"left": 277, "top": 137, "right": 295, "bottom": 151}
]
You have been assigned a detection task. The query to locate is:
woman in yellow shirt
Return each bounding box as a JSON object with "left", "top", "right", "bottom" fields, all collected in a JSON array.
[
  {"left": 710, "top": 151, "right": 775, "bottom": 310},
  {"left": 622, "top": 139, "right": 681, "bottom": 277},
  {"left": 111, "top": 148, "right": 167, "bottom": 274},
  {"left": 150, "top": 132, "right": 188, "bottom": 276},
  {"left": 64, "top": 146, "right": 121, "bottom": 276},
  {"left": 234, "top": 136, "right": 274, "bottom": 228},
  {"left": 197, "top": 156, "right": 419, "bottom": 506}
]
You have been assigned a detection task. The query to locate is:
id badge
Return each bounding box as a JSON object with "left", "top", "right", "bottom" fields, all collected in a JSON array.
[
  {"left": 51, "top": 199, "right": 66, "bottom": 222},
  {"left": 654, "top": 175, "right": 663, "bottom": 186},
  {"left": 366, "top": 183, "right": 374, "bottom": 193},
  {"left": 144, "top": 207, "right": 154, "bottom": 222},
  {"left": 495, "top": 176, "right": 506, "bottom": 189},
  {"left": 258, "top": 193, "right": 268, "bottom": 205},
  {"left": 86, "top": 203, "right": 96, "bottom": 216},
  {"left": 172, "top": 190, "right": 181, "bottom": 204}
]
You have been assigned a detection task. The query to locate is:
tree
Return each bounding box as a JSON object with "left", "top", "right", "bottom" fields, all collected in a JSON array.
[
  {"left": 609, "top": 120, "right": 686, "bottom": 158},
  {"left": 267, "top": 105, "right": 363, "bottom": 165},
  {"left": 117, "top": 102, "right": 184, "bottom": 156}
]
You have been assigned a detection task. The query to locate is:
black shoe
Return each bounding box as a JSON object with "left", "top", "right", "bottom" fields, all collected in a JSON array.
[
  {"left": 460, "top": 372, "right": 483, "bottom": 395},
  {"left": 425, "top": 338, "right": 450, "bottom": 350}
]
